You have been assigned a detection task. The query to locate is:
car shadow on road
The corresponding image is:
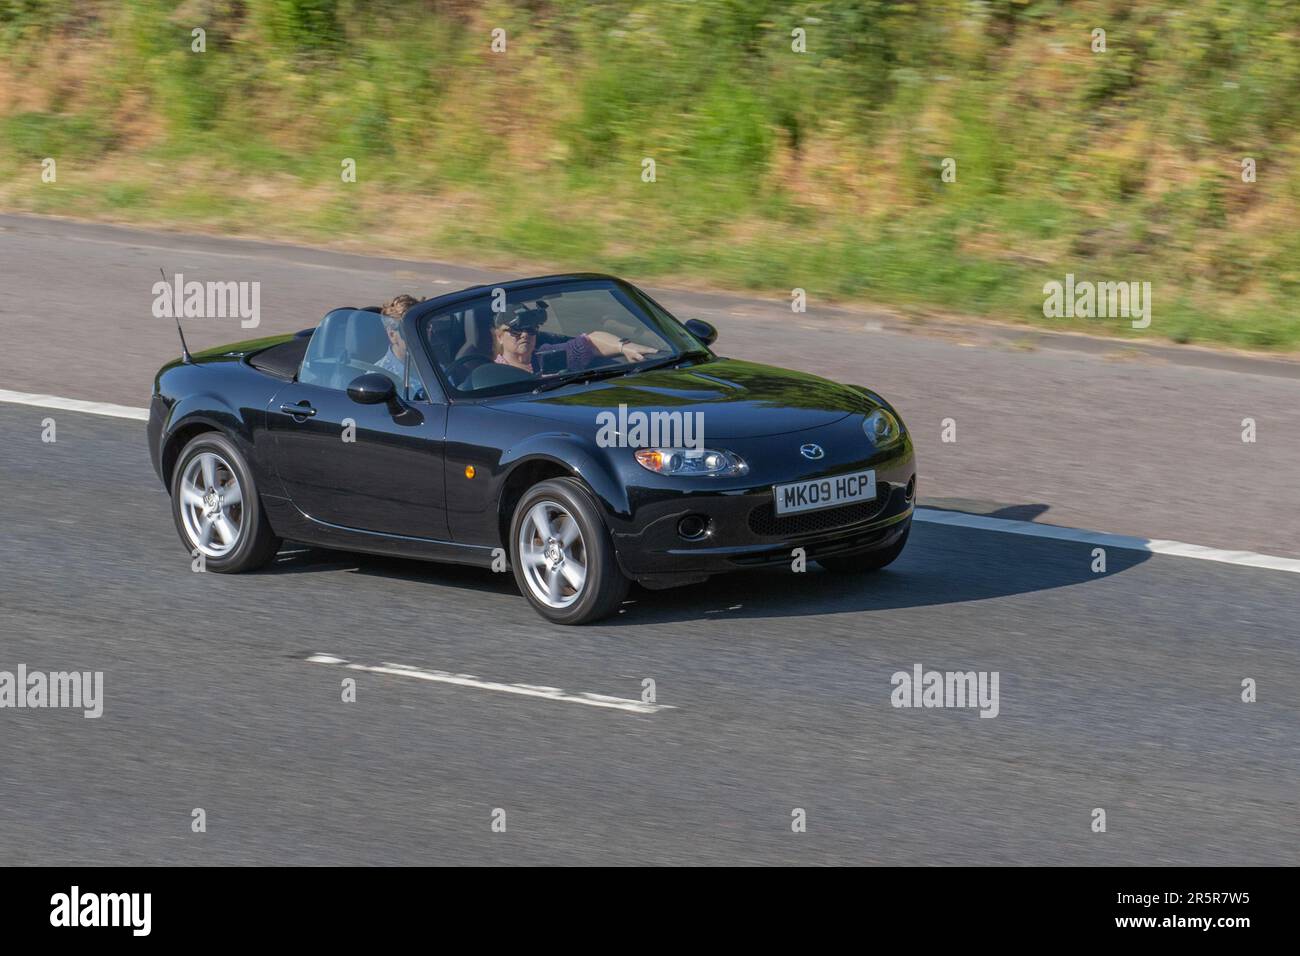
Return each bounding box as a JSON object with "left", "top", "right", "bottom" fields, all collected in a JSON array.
[
  {"left": 257, "top": 512, "right": 1151, "bottom": 624},
  {"left": 604, "top": 517, "right": 1152, "bottom": 625},
  {"left": 261, "top": 546, "right": 522, "bottom": 597}
]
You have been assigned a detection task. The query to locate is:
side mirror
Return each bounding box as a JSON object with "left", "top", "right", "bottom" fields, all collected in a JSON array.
[
  {"left": 684, "top": 318, "right": 718, "bottom": 347},
  {"left": 347, "top": 372, "right": 397, "bottom": 406}
]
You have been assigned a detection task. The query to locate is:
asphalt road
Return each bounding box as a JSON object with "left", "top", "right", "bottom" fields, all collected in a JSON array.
[
  {"left": 1, "top": 213, "right": 1298, "bottom": 557},
  {"left": 0, "top": 403, "right": 1296, "bottom": 865},
  {"left": 0, "top": 214, "right": 1297, "bottom": 865}
]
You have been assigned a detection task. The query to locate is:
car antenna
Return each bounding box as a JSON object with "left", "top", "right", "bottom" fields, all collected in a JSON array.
[{"left": 162, "top": 266, "right": 193, "bottom": 364}]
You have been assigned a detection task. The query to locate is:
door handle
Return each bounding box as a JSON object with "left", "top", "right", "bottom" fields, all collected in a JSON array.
[{"left": 281, "top": 402, "right": 317, "bottom": 419}]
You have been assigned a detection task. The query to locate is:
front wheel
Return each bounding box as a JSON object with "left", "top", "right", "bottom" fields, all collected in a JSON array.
[
  {"left": 816, "top": 523, "right": 910, "bottom": 574},
  {"left": 170, "top": 432, "right": 281, "bottom": 573},
  {"left": 509, "top": 477, "right": 628, "bottom": 624}
]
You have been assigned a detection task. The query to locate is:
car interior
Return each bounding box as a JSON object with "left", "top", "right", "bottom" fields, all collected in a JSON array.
[
  {"left": 297, "top": 308, "right": 405, "bottom": 392},
  {"left": 426, "top": 292, "right": 662, "bottom": 392},
  {"left": 254, "top": 289, "right": 671, "bottom": 396}
]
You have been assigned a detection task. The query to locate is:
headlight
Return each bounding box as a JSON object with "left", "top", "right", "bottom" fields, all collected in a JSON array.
[
  {"left": 863, "top": 409, "right": 902, "bottom": 446},
  {"left": 634, "top": 447, "right": 748, "bottom": 476}
]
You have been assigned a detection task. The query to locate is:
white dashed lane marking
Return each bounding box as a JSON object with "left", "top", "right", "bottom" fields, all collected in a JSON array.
[
  {"left": 307, "top": 655, "right": 671, "bottom": 715},
  {"left": 913, "top": 508, "right": 1300, "bottom": 574},
  {"left": 0, "top": 388, "right": 149, "bottom": 421}
]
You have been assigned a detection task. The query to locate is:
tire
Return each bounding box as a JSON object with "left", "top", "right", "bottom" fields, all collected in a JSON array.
[
  {"left": 816, "top": 522, "right": 910, "bottom": 574},
  {"left": 170, "top": 432, "right": 281, "bottom": 573},
  {"left": 509, "top": 477, "right": 629, "bottom": 624}
]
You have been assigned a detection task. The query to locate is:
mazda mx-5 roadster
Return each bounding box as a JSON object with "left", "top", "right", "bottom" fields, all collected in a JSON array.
[{"left": 148, "top": 274, "right": 915, "bottom": 623}]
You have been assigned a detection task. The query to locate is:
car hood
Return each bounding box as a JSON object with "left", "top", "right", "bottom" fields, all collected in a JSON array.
[{"left": 488, "top": 358, "right": 877, "bottom": 439}]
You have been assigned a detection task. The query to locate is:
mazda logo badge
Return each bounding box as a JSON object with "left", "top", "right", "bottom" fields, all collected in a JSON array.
[{"left": 800, "top": 443, "right": 824, "bottom": 460}]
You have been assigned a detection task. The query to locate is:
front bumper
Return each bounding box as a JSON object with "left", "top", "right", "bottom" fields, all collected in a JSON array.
[{"left": 608, "top": 424, "right": 915, "bottom": 580}]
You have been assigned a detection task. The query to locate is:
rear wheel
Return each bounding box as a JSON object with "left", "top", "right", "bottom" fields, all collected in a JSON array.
[
  {"left": 170, "top": 432, "right": 281, "bottom": 573},
  {"left": 816, "top": 523, "right": 910, "bottom": 574},
  {"left": 510, "top": 478, "right": 628, "bottom": 624}
]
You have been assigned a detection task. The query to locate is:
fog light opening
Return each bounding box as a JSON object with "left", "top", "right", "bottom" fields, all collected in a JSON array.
[
  {"left": 678, "top": 515, "right": 709, "bottom": 540},
  {"left": 905, "top": 476, "right": 915, "bottom": 501}
]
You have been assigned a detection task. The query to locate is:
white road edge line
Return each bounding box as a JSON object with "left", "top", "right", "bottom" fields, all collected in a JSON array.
[
  {"left": 4, "top": 387, "right": 1298, "bottom": 575},
  {"left": 306, "top": 654, "right": 671, "bottom": 715},
  {"left": 913, "top": 507, "right": 1300, "bottom": 574},
  {"left": 0, "top": 388, "right": 149, "bottom": 421}
]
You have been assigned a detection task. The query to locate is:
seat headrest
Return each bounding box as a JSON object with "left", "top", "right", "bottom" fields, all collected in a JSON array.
[
  {"left": 344, "top": 311, "right": 392, "bottom": 364},
  {"left": 456, "top": 307, "right": 495, "bottom": 361}
]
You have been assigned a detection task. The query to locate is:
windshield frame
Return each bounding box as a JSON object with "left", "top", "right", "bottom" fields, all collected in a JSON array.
[{"left": 415, "top": 276, "right": 713, "bottom": 402}]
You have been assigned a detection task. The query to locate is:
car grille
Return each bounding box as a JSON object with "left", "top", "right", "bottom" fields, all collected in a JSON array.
[{"left": 748, "top": 484, "right": 891, "bottom": 537}]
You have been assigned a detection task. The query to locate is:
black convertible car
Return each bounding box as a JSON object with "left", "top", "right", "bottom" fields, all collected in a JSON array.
[{"left": 149, "top": 274, "right": 915, "bottom": 623}]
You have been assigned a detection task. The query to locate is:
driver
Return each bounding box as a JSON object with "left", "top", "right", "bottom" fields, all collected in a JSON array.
[{"left": 493, "top": 303, "right": 658, "bottom": 374}]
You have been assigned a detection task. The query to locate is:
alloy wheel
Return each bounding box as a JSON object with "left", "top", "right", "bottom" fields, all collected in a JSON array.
[
  {"left": 179, "top": 451, "right": 244, "bottom": 557},
  {"left": 517, "top": 499, "right": 587, "bottom": 609}
]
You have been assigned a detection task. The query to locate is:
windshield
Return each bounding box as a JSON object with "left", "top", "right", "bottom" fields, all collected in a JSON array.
[{"left": 418, "top": 279, "right": 708, "bottom": 397}]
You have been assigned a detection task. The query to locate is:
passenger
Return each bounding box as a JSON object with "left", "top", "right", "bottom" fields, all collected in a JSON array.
[
  {"left": 493, "top": 305, "right": 658, "bottom": 374},
  {"left": 377, "top": 294, "right": 427, "bottom": 399}
]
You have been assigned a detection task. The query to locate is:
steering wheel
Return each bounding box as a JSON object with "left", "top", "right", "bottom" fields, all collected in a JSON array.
[{"left": 447, "top": 353, "right": 491, "bottom": 386}]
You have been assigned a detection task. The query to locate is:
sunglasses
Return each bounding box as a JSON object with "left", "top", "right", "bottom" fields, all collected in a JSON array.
[{"left": 502, "top": 327, "right": 538, "bottom": 339}]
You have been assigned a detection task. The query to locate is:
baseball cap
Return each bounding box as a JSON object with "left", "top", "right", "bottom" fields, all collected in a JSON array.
[{"left": 493, "top": 301, "right": 549, "bottom": 332}]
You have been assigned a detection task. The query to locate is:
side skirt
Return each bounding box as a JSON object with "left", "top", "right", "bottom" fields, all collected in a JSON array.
[{"left": 261, "top": 495, "right": 498, "bottom": 569}]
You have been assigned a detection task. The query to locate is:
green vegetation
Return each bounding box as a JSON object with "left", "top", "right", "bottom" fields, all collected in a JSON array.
[{"left": 3, "top": 0, "right": 1299, "bottom": 348}]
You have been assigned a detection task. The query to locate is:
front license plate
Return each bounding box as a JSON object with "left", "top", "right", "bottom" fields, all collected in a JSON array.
[{"left": 773, "top": 469, "right": 876, "bottom": 516}]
